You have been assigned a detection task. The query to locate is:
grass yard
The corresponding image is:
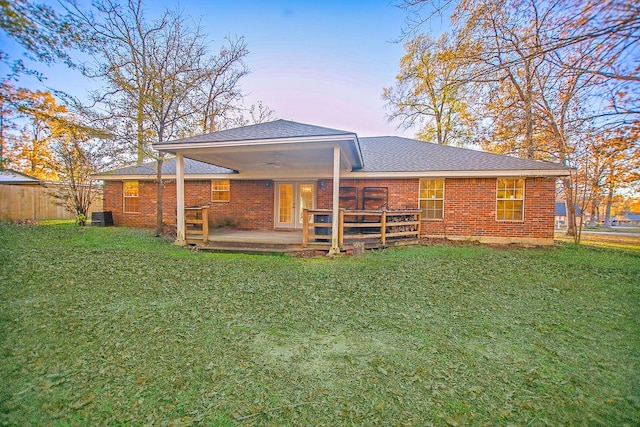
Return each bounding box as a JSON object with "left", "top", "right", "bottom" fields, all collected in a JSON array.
[
  {"left": 1, "top": 222, "right": 639, "bottom": 426},
  {"left": 555, "top": 230, "right": 640, "bottom": 252}
]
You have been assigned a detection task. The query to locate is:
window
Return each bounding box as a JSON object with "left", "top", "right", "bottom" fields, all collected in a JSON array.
[
  {"left": 496, "top": 178, "right": 525, "bottom": 221},
  {"left": 123, "top": 181, "right": 139, "bottom": 213},
  {"left": 212, "top": 180, "right": 230, "bottom": 202},
  {"left": 419, "top": 179, "right": 444, "bottom": 220}
]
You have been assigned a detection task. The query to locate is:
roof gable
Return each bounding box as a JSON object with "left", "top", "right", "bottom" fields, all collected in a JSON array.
[{"left": 164, "top": 119, "right": 355, "bottom": 145}]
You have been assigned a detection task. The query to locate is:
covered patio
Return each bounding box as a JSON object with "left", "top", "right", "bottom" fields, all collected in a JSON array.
[{"left": 154, "top": 121, "right": 366, "bottom": 254}]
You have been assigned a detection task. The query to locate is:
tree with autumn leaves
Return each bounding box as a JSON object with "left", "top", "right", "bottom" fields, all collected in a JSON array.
[
  {"left": 2, "top": 88, "right": 106, "bottom": 223},
  {"left": 383, "top": 32, "right": 474, "bottom": 146},
  {"left": 1, "top": 0, "right": 271, "bottom": 230},
  {"left": 5, "top": 90, "right": 65, "bottom": 181},
  {"left": 390, "top": 0, "right": 639, "bottom": 237},
  {"left": 583, "top": 125, "right": 639, "bottom": 227}
]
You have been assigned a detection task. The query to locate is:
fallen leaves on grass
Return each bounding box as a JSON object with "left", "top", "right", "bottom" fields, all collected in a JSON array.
[{"left": 0, "top": 223, "right": 638, "bottom": 425}]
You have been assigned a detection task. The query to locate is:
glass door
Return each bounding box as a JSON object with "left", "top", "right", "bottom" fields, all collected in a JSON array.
[
  {"left": 298, "top": 183, "right": 315, "bottom": 226},
  {"left": 275, "top": 182, "right": 316, "bottom": 229},
  {"left": 276, "top": 183, "right": 294, "bottom": 228}
]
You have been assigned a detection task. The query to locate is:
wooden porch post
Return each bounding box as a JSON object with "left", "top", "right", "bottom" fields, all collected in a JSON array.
[
  {"left": 330, "top": 145, "right": 341, "bottom": 254},
  {"left": 175, "top": 153, "right": 186, "bottom": 246},
  {"left": 201, "top": 207, "right": 209, "bottom": 243},
  {"left": 381, "top": 210, "right": 387, "bottom": 246},
  {"left": 302, "top": 208, "right": 309, "bottom": 247}
]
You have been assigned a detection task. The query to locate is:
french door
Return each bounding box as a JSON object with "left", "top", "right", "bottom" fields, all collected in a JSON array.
[{"left": 275, "top": 182, "right": 316, "bottom": 229}]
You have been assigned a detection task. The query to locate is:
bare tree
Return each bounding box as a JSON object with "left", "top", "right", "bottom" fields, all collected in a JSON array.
[
  {"left": 71, "top": 0, "right": 251, "bottom": 235},
  {"left": 246, "top": 101, "right": 276, "bottom": 125},
  {"left": 51, "top": 127, "right": 105, "bottom": 225},
  {"left": 197, "top": 37, "right": 249, "bottom": 133},
  {"left": 70, "top": 0, "right": 170, "bottom": 165},
  {"left": 143, "top": 10, "right": 209, "bottom": 235}
]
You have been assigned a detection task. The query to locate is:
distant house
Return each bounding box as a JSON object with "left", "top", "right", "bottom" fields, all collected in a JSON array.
[
  {"left": 95, "top": 120, "right": 569, "bottom": 251},
  {"left": 554, "top": 202, "right": 582, "bottom": 228},
  {"left": 610, "top": 216, "right": 629, "bottom": 226},
  {"left": 0, "top": 169, "right": 42, "bottom": 186},
  {"left": 624, "top": 214, "right": 640, "bottom": 226}
]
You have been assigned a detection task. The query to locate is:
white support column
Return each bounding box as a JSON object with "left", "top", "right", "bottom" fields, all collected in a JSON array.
[
  {"left": 330, "top": 145, "right": 341, "bottom": 254},
  {"left": 175, "top": 153, "right": 186, "bottom": 246}
]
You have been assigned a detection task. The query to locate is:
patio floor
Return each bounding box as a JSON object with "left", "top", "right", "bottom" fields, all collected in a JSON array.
[
  {"left": 192, "top": 229, "right": 329, "bottom": 254},
  {"left": 209, "top": 229, "right": 303, "bottom": 244},
  {"left": 189, "top": 228, "right": 419, "bottom": 254}
]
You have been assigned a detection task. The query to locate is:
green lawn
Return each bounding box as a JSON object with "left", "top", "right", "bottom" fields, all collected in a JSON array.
[
  {"left": 1, "top": 222, "right": 639, "bottom": 426},
  {"left": 555, "top": 230, "right": 640, "bottom": 252}
]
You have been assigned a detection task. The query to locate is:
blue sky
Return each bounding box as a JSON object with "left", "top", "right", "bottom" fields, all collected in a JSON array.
[{"left": 2, "top": 0, "right": 425, "bottom": 137}]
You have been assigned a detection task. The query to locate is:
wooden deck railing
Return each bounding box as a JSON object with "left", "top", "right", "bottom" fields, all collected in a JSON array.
[
  {"left": 302, "top": 209, "right": 334, "bottom": 247},
  {"left": 184, "top": 206, "right": 208, "bottom": 243},
  {"left": 302, "top": 209, "right": 421, "bottom": 248}
]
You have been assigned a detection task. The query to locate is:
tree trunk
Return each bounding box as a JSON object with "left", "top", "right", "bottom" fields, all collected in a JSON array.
[
  {"left": 563, "top": 177, "right": 577, "bottom": 237},
  {"left": 603, "top": 185, "right": 614, "bottom": 227},
  {"left": 436, "top": 110, "right": 443, "bottom": 145},
  {"left": 155, "top": 157, "right": 164, "bottom": 236},
  {"left": 136, "top": 97, "right": 145, "bottom": 165},
  {"left": 588, "top": 203, "right": 597, "bottom": 228},
  {"left": 0, "top": 111, "right": 4, "bottom": 166},
  {"left": 524, "top": 68, "right": 534, "bottom": 159}
]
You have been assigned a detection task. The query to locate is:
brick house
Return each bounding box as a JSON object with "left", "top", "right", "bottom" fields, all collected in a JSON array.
[{"left": 95, "top": 120, "right": 569, "bottom": 252}]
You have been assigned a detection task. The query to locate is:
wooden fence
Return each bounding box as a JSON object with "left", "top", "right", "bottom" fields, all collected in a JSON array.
[{"left": 0, "top": 184, "right": 103, "bottom": 221}]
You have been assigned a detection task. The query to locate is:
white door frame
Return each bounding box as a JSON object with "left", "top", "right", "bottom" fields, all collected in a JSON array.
[{"left": 274, "top": 181, "right": 316, "bottom": 229}]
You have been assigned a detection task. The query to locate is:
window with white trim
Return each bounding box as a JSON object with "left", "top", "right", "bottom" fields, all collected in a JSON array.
[
  {"left": 496, "top": 178, "right": 524, "bottom": 221},
  {"left": 123, "top": 181, "right": 139, "bottom": 213},
  {"left": 211, "top": 180, "right": 230, "bottom": 202},
  {"left": 419, "top": 179, "right": 444, "bottom": 220}
]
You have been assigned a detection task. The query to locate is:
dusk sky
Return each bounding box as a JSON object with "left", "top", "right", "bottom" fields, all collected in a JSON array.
[{"left": 1, "top": 0, "right": 446, "bottom": 138}]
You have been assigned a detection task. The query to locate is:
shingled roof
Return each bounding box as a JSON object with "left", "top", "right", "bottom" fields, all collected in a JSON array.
[
  {"left": 163, "top": 119, "right": 355, "bottom": 145},
  {"left": 100, "top": 120, "right": 568, "bottom": 177},
  {"left": 0, "top": 169, "right": 42, "bottom": 184},
  {"left": 97, "top": 157, "right": 234, "bottom": 177},
  {"left": 358, "top": 136, "right": 567, "bottom": 172}
]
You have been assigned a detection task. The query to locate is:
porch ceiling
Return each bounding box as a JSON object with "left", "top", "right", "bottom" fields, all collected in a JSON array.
[{"left": 161, "top": 139, "right": 359, "bottom": 179}]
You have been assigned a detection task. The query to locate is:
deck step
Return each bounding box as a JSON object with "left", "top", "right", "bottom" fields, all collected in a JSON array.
[
  {"left": 194, "top": 244, "right": 321, "bottom": 254},
  {"left": 203, "top": 240, "right": 302, "bottom": 250}
]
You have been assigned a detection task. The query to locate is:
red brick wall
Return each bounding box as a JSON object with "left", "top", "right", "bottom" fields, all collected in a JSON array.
[
  {"left": 104, "top": 177, "right": 556, "bottom": 241},
  {"left": 418, "top": 177, "right": 556, "bottom": 240},
  {"left": 103, "top": 180, "right": 274, "bottom": 230},
  {"left": 317, "top": 177, "right": 556, "bottom": 241},
  {"left": 316, "top": 178, "right": 419, "bottom": 210}
]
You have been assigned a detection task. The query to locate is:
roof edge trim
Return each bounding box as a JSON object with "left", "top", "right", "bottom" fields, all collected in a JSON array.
[
  {"left": 344, "top": 169, "right": 570, "bottom": 178},
  {"left": 154, "top": 134, "right": 359, "bottom": 151}
]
